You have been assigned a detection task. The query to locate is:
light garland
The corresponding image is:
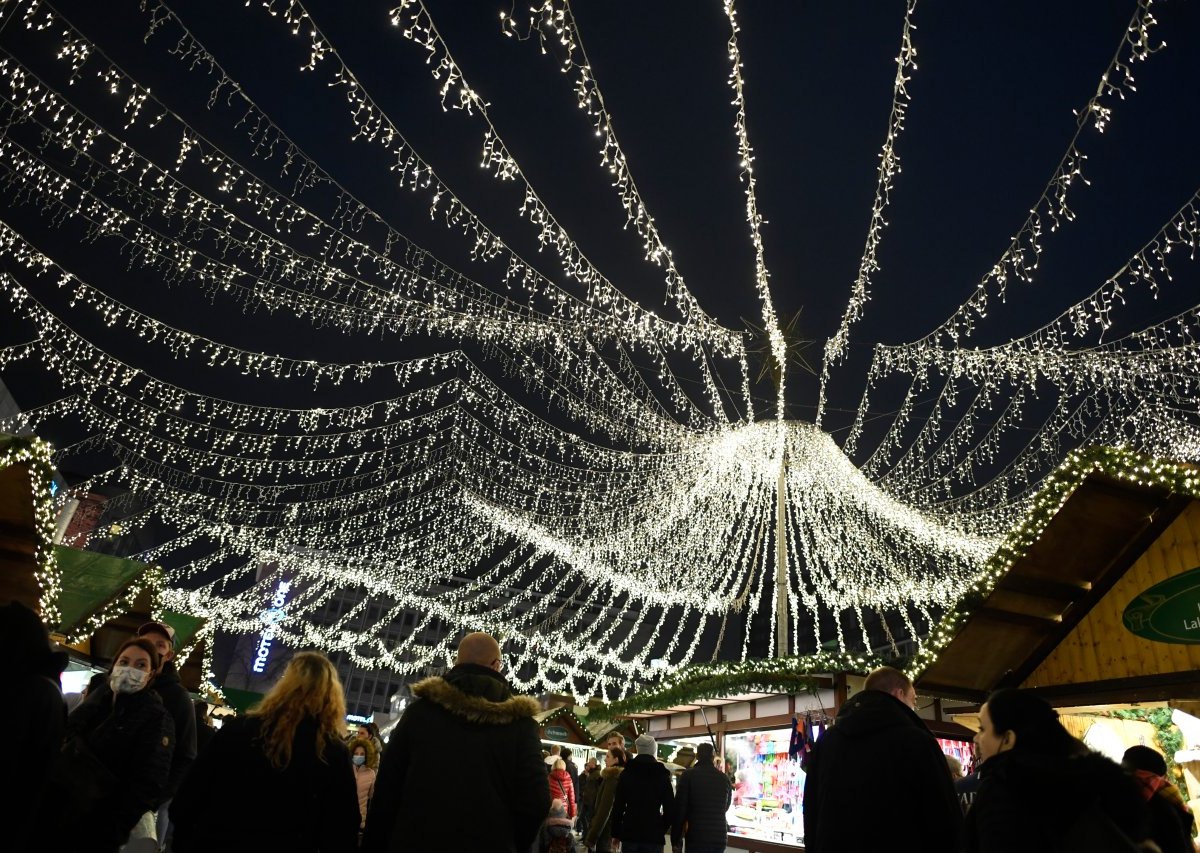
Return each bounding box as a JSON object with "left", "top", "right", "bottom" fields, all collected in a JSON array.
[
  {"left": 816, "top": 0, "right": 919, "bottom": 427},
  {"left": 723, "top": 0, "right": 785, "bottom": 418},
  {"left": 0, "top": 433, "right": 60, "bottom": 623}
]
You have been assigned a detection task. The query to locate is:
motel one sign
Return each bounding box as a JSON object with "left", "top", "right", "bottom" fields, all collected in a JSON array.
[{"left": 252, "top": 579, "right": 292, "bottom": 673}]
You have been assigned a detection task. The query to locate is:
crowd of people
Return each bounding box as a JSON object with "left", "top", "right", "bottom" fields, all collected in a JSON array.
[{"left": 6, "top": 597, "right": 1200, "bottom": 853}]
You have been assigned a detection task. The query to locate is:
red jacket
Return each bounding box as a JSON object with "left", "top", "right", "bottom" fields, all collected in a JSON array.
[{"left": 548, "top": 769, "right": 576, "bottom": 818}]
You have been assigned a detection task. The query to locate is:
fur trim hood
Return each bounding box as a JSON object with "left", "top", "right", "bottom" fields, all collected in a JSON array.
[
  {"left": 410, "top": 665, "right": 540, "bottom": 725},
  {"left": 601, "top": 765, "right": 624, "bottom": 780}
]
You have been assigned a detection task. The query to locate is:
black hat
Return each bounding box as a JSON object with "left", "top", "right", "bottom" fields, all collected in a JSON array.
[
  {"left": 1122, "top": 745, "right": 1167, "bottom": 776},
  {"left": 1, "top": 600, "right": 69, "bottom": 679}
]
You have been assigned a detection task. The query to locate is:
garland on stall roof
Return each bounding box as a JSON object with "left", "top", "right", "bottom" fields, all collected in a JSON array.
[
  {"left": 906, "top": 446, "right": 1200, "bottom": 681},
  {"left": 599, "top": 650, "right": 880, "bottom": 718},
  {"left": 0, "top": 434, "right": 61, "bottom": 625},
  {"left": 60, "top": 565, "right": 166, "bottom": 645},
  {"left": 537, "top": 704, "right": 593, "bottom": 737}
]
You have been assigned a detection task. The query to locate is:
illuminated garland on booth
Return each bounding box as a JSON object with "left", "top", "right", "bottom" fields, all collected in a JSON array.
[
  {"left": 60, "top": 564, "right": 166, "bottom": 645},
  {"left": 600, "top": 650, "right": 881, "bottom": 718},
  {"left": 906, "top": 446, "right": 1200, "bottom": 680},
  {"left": 0, "top": 433, "right": 60, "bottom": 623}
]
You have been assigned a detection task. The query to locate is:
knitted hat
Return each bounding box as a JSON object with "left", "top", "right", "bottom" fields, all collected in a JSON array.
[
  {"left": 635, "top": 733, "right": 657, "bottom": 756},
  {"left": 1123, "top": 745, "right": 1167, "bottom": 776}
]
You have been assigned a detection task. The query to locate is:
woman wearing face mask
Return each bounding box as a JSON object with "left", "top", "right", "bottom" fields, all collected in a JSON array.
[
  {"left": 351, "top": 740, "right": 378, "bottom": 832},
  {"left": 42, "top": 637, "right": 175, "bottom": 852},
  {"left": 169, "top": 651, "right": 360, "bottom": 852},
  {"left": 965, "top": 688, "right": 1149, "bottom": 852}
]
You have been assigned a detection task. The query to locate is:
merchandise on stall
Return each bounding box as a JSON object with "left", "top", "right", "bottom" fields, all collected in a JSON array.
[{"left": 724, "top": 720, "right": 825, "bottom": 847}]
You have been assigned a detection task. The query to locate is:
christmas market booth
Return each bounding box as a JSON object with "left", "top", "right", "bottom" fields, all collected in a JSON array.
[
  {"left": 913, "top": 448, "right": 1200, "bottom": 818},
  {"left": 49, "top": 546, "right": 211, "bottom": 694},
  {"left": 602, "top": 657, "right": 975, "bottom": 852},
  {"left": 0, "top": 434, "right": 58, "bottom": 615},
  {"left": 536, "top": 701, "right": 640, "bottom": 766}
]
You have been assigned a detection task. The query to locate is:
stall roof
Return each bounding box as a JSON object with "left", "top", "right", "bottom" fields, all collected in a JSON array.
[
  {"left": 918, "top": 471, "right": 1195, "bottom": 703},
  {"left": 54, "top": 545, "right": 153, "bottom": 632},
  {"left": 623, "top": 693, "right": 783, "bottom": 719}
]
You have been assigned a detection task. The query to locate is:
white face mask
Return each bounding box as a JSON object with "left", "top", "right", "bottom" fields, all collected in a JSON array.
[{"left": 110, "top": 665, "right": 149, "bottom": 694}]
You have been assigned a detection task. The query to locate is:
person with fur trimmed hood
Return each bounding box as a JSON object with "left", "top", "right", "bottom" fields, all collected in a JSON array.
[{"left": 361, "top": 632, "right": 550, "bottom": 853}]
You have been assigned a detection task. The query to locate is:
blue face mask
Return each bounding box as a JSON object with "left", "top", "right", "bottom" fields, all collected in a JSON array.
[{"left": 353, "top": 755, "right": 366, "bottom": 766}]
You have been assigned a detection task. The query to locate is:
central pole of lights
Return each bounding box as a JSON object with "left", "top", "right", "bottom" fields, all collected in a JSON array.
[{"left": 774, "top": 446, "right": 789, "bottom": 657}]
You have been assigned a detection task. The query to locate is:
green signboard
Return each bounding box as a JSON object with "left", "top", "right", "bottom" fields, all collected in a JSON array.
[
  {"left": 545, "top": 725, "right": 572, "bottom": 741},
  {"left": 1123, "top": 566, "right": 1200, "bottom": 644}
]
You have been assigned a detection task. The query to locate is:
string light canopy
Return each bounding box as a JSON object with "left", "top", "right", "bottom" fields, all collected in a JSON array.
[{"left": 0, "top": 0, "right": 1195, "bottom": 699}]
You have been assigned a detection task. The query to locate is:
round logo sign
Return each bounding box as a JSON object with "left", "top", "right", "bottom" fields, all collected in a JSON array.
[{"left": 1122, "top": 566, "right": 1200, "bottom": 644}]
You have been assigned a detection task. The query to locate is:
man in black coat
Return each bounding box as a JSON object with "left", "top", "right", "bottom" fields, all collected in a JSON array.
[
  {"left": 361, "top": 632, "right": 550, "bottom": 853},
  {"left": 137, "top": 620, "right": 199, "bottom": 845},
  {"left": 670, "top": 741, "right": 731, "bottom": 853},
  {"left": 1, "top": 601, "right": 68, "bottom": 853},
  {"left": 802, "top": 666, "right": 961, "bottom": 853},
  {"left": 612, "top": 733, "right": 675, "bottom": 853}
]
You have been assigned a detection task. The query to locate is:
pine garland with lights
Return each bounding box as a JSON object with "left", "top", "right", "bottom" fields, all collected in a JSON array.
[
  {"left": 0, "top": 434, "right": 60, "bottom": 624},
  {"left": 601, "top": 650, "right": 880, "bottom": 718},
  {"left": 907, "top": 446, "right": 1200, "bottom": 680}
]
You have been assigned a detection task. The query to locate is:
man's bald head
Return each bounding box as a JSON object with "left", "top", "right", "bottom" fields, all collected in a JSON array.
[{"left": 457, "top": 632, "right": 502, "bottom": 670}]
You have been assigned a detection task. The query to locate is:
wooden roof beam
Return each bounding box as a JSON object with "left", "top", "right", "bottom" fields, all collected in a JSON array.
[
  {"left": 997, "top": 573, "right": 1091, "bottom": 602},
  {"left": 974, "top": 606, "right": 1063, "bottom": 630}
]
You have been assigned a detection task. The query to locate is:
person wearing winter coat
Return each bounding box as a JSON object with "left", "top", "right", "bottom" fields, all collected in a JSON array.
[
  {"left": 134, "top": 620, "right": 197, "bottom": 845},
  {"left": 1122, "top": 745, "right": 1194, "bottom": 853},
  {"left": 670, "top": 741, "right": 732, "bottom": 853},
  {"left": 540, "top": 798, "right": 576, "bottom": 853},
  {"left": 1, "top": 600, "right": 69, "bottom": 853},
  {"left": 352, "top": 739, "right": 379, "bottom": 829},
  {"left": 965, "top": 688, "right": 1151, "bottom": 853},
  {"left": 361, "top": 632, "right": 550, "bottom": 853},
  {"left": 578, "top": 757, "right": 604, "bottom": 836},
  {"left": 611, "top": 733, "right": 675, "bottom": 852},
  {"left": 562, "top": 746, "right": 582, "bottom": 808},
  {"left": 549, "top": 758, "right": 577, "bottom": 819},
  {"left": 169, "top": 651, "right": 360, "bottom": 853},
  {"left": 41, "top": 637, "right": 175, "bottom": 853},
  {"left": 584, "top": 747, "right": 626, "bottom": 852},
  {"left": 802, "top": 666, "right": 960, "bottom": 853}
]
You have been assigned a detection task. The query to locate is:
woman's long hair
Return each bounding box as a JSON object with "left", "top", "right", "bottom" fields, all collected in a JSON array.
[
  {"left": 249, "top": 651, "right": 347, "bottom": 769},
  {"left": 986, "top": 688, "right": 1084, "bottom": 758}
]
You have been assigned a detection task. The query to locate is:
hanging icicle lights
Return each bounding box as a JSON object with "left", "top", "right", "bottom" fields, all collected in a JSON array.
[{"left": 0, "top": 0, "right": 1196, "bottom": 696}]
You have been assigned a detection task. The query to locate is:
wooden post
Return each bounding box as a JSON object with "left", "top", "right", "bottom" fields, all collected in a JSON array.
[{"left": 775, "top": 451, "right": 789, "bottom": 657}]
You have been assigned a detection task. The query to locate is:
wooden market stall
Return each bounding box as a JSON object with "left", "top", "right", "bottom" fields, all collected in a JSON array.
[
  {"left": 914, "top": 452, "right": 1200, "bottom": 814},
  {"left": 602, "top": 670, "right": 974, "bottom": 852},
  {"left": 0, "top": 434, "right": 56, "bottom": 611}
]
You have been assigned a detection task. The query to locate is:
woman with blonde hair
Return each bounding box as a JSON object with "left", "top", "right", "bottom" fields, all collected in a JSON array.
[{"left": 170, "top": 651, "right": 360, "bottom": 852}]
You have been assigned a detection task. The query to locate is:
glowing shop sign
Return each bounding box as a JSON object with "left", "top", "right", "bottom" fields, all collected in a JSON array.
[{"left": 252, "top": 580, "right": 291, "bottom": 673}]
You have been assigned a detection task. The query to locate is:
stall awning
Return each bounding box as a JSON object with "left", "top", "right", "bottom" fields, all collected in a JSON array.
[
  {"left": 222, "top": 687, "right": 264, "bottom": 713},
  {"left": 54, "top": 545, "right": 153, "bottom": 633},
  {"left": 918, "top": 465, "right": 1199, "bottom": 704}
]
